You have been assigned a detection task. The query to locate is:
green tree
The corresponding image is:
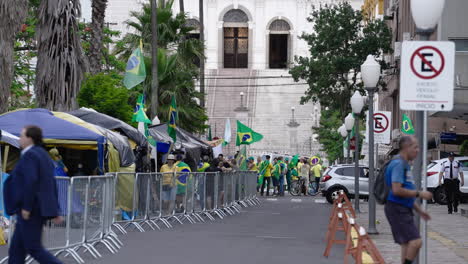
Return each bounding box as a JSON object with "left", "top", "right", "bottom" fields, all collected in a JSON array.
[
  {"left": 88, "top": 0, "right": 109, "bottom": 74},
  {"left": 290, "top": 2, "right": 392, "bottom": 119},
  {"left": 78, "top": 72, "right": 133, "bottom": 123},
  {"left": 460, "top": 140, "right": 468, "bottom": 156},
  {"left": 115, "top": 0, "right": 207, "bottom": 133},
  {"left": 314, "top": 109, "right": 344, "bottom": 163}
]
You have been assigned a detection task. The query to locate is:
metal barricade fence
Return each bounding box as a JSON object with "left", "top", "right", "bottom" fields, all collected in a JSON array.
[
  {"left": 1, "top": 175, "right": 118, "bottom": 264},
  {"left": 0, "top": 171, "right": 261, "bottom": 264}
]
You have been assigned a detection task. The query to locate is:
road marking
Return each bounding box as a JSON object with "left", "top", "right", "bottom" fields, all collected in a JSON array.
[
  {"left": 266, "top": 198, "right": 278, "bottom": 201},
  {"left": 291, "top": 199, "right": 302, "bottom": 203},
  {"left": 314, "top": 199, "right": 327, "bottom": 203},
  {"left": 255, "top": 235, "right": 296, "bottom": 239}
]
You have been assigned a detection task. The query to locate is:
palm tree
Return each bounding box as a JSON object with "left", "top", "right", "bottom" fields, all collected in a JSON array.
[
  {"left": 89, "top": 0, "right": 108, "bottom": 74},
  {"left": 179, "top": 0, "right": 184, "bottom": 13},
  {"left": 115, "top": 0, "right": 207, "bottom": 133},
  {"left": 0, "top": 0, "right": 28, "bottom": 113},
  {"left": 35, "top": 0, "right": 87, "bottom": 111}
]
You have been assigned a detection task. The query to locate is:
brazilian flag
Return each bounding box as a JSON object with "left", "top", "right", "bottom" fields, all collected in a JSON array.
[
  {"left": 176, "top": 161, "right": 191, "bottom": 186},
  {"left": 401, "top": 114, "right": 415, "bottom": 135},
  {"left": 123, "top": 41, "right": 146, "bottom": 89},
  {"left": 236, "top": 120, "right": 264, "bottom": 146},
  {"left": 132, "top": 94, "right": 156, "bottom": 146},
  {"left": 168, "top": 95, "right": 178, "bottom": 142}
]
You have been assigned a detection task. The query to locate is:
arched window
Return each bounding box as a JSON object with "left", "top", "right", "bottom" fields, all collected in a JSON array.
[
  {"left": 268, "top": 19, "right": 292, "bottom": 69},
  {"left": 269, "top": 19, "right": 291, "bottom": 32},
  {"left": 223, "top": 9, "right": 249, "bottom": 68},
  {"left": 223, "top": 9, "right": 249, "bottom": 23}
]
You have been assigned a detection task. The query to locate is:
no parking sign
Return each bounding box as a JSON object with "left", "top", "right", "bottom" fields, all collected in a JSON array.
[
  {"left": 400, "top": 41, "right": 455, "bottom": 111},
  {"left": 365, "top": 111, "right": 391, "bottom": 144}
]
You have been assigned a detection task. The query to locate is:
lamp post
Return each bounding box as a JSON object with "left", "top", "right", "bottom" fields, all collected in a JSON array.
[
  {"left": 338, "top": 124, "right": 348, "bottom": 163},
  {"left": 344, "top": 113, "right": 355, "bottom": 164},
  {"left": 350, "top": 91, "right": 364, "bottom": 213},
  {"left": 410, "top": 1, "right": 446, "bottom": 263},
  {"left": 361, "top": 55, "right": 381, "bottom": 234}
]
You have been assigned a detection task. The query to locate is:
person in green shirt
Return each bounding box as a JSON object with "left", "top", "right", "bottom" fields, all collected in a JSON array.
[
  {"left": 259, "top": 155, "right": 274, "bottom": 196},
  {"left": 272, "top": 158, "right": 281, "bottom": 196},
  {"left": 311, "top": 162, "right": 323, "bottom": 193}
]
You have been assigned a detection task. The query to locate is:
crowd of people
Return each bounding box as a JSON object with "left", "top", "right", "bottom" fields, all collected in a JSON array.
[{"left": 246, "top": 155, "right": 323, "bottom": 197}]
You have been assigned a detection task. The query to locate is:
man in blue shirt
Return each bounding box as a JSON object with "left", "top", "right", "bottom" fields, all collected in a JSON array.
[{"left": 384, "top": 136, "right": 432, "bottom": 264}]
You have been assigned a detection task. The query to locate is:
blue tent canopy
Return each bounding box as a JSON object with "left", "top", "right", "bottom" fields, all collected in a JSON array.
[
  {"left": 0, "top": 109, "right": 106, "bottom": 171},
  {"left": 0, "top": 130, "right": 20, "bottom": 148}
]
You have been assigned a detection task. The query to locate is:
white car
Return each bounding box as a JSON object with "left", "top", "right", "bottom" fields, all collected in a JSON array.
[
  {"left": 426, "top": 156, "right": 468, "bottom": 204},
  {"left": 320, "top": 164, "right": 369, "bottom": 204}
]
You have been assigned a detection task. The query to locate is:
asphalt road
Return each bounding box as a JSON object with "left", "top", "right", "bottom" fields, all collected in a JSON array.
[{"left": 0, "top": 196, "right": 345, "bottom": 264}]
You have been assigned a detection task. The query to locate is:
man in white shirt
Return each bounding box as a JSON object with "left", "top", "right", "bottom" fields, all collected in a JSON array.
[{"left": 439, "top": 152, "right": 465, "bottom": 214}]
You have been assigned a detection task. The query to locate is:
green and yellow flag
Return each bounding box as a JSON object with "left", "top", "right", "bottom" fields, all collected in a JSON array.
[
  {"left": 132, "top": 94, "right": 151, "bottom": 124},
  {"left": 167, "top": 95, "right": 177, "bottom": 142},
  {"left": 132, "top": 94, "right": 156, "bottom": 146},
  {"left": 236, "top": 120, "right": 263, "bottom": 146},
  {"left": 123, "top": 41, "right": 146, "bottom": 89},
  {"left": 401, "top": 114, "right": 415, "bottom": 135},
  {"left": 236, "top": 146, "right": 248, "bottom": 171}
]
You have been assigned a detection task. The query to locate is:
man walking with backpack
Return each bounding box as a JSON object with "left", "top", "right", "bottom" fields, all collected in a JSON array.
[{"left": 384, "top": 136, "right": 432, "bottom": 264}]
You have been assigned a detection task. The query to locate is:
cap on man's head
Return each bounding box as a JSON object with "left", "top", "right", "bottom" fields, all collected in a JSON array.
[
  {"left": 167, "top": 154, "right": 175, "bottom": 160},
  {"left": 449, "top": 152, "right": 455, "bottom": 157}
]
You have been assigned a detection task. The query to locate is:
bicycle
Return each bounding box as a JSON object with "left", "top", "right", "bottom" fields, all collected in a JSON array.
[{"left": 289, "top": 177, "right": 320, "bottom": 196}]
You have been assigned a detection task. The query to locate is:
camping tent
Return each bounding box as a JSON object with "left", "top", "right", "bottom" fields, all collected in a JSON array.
[
  {"left": 0, "top": 130, "right": 19, "bottom": 149},
  {"left": 53, "top": 112, "right": 135, "bottom": 169},
  {"left": 68, "top": 108, "right": 147, "bottom": 147},
  {"left": 0, "top": 109, "right": 106, "bottom": 171},
  {"left": 147, "top": 124, "right": 212, "bottom": 169}
]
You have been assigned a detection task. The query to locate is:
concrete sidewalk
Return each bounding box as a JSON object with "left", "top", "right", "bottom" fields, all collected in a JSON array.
[{"left": 355, "top": 202, "right": 468, "bottom": 264}]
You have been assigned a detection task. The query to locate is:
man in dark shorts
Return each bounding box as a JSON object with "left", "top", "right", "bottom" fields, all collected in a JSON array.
[{"left": 384, "top": 136, "right": 432, "bottom": 264}]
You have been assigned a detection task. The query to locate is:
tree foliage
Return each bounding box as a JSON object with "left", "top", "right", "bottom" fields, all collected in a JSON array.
[
  {"left": 78, "top": 72, "right": 133, "bottom": 123},
  {"left": 314, "top": 109, "right": 344, "bottom": 163},
  {"left": 290, "top": 2, "right": 392, "bottom": 119},
  {"left": 115, "top": 0, "right": 207, "bottom": 133}
]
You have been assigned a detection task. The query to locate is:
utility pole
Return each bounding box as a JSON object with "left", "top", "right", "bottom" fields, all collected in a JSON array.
[
  {"left": 199, "top": 0, "right": 205, "bottom": 107},
  {"left": 150, "top": 0, "right": 159, "bottom": 117}
]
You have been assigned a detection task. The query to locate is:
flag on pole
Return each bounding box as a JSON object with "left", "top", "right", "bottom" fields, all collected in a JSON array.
[
  {"left": 289, "top": 154, "right": 299, "bottom": 169},
  {"left": 236, "top": 146, "right": 247, "bottom": 170},
  {"left": 132, "top": 94, "right": 156, "bottom": 146},
  {"left": 132, "top": 94, "right": 151, "bottom": 124},
  {"left": 236, "top": 120, "right": 264, "bottom": 146},
  {"left": 123, "top": 40, "right": 146, "bottom": 89},
  {"left": 167, "top": 95, "right": 177, "bottom": 142},
  {"left": 223, "top": 118, "right": 231, "bottom": 146},
  {"left": 401, "top": 114, "right": 415, "bottom": 135}
]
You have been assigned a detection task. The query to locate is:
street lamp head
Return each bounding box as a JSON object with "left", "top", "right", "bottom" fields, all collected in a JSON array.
[
  {"left": 344, "top": 113, "right": 355, "bottom": 131},
  {"left": 350, "top": 91, "right": 364, "bottom": 114},
  {"left": 411, "top": 0, "right": 445, "bottom": 30},
  {"left": 338, "top": 125, "right": 348, "bottom": 138},
  {"left": 361, "top": 55, "right": 381, "bottom": 88},
  {"left": 291, "top": 106, "right": 295, "bottom": 112},
  {"left": 240, "top": 92, "right": 244, "bottom": 96}
]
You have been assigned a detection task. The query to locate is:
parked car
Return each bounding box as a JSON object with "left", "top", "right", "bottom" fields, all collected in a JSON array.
[
  {"left": 320, "top": 164, "right": 369, "bottom": 204},
  {"left": 426, "top": 156, "right": 468, "bottom": 204}
]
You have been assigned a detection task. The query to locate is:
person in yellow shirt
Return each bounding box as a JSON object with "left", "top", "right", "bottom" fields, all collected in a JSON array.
[
  {"left": 248, "top": 157, "right": 258, "bottom": 171},
  {"left": 160, "top": 154, "right": 177, "bottom": 214},
  {"left": 260, "top": 155, "right": 274, "bottom": 196},
  {"left": 311, "top": 162, "right": 323, "bottom": 193}
]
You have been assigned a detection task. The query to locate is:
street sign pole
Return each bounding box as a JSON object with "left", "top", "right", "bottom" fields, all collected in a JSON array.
[{"left": 416, "top": 31, "right": 430, "bottom": 264}]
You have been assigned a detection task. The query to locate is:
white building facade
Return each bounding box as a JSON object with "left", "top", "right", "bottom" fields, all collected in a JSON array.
[{"left": 81, "top": 0, "right": 363, "bottom": 157}]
